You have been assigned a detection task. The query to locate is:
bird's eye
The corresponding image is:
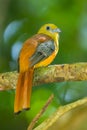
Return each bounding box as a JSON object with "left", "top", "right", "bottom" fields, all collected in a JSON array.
[{"left": 46, "top": 26, "right": 50, "bottom": 30}]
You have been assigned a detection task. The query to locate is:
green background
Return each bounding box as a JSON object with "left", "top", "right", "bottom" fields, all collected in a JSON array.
[{"left": 0, "top": 0, "right": 87, "bottom": 129}]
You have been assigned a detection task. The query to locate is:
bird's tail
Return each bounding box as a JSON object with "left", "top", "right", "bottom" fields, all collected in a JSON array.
[{"left": 14, "top": 68, "right": 34, "bottom": 114}]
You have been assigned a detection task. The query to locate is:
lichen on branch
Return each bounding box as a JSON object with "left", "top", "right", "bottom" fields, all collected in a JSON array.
[{"left": 0, "top": 62, "right": 87, "bottom": 91}]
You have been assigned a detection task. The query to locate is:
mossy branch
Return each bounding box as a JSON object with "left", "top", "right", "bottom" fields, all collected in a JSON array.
[{"left": 0, "top": 62, "right": 87, "bottom": 91}]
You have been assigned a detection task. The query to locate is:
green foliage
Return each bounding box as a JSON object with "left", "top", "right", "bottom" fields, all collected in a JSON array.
[{"left": 0, "top": 0, "right": 87, "bottom": 129}]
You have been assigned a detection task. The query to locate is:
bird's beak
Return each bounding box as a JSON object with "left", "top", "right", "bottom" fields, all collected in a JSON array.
[{"left": 53, "top": 28, "right": 61, "bottom": 33}]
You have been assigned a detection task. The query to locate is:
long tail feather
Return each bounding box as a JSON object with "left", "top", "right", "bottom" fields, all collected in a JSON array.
[
  {"left": 14, "top": 73, "right": 25, "bottom": 114},
  {"left": 23, "top": 68, "right": 34, "bottom": 109},
  {"left": 14, "top": 68, "right": 34, "bottom": 114}
]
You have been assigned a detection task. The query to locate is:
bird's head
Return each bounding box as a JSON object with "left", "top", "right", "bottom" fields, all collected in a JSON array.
[{"left": 38, "top": 23, "right": 61, "bottom": 40}]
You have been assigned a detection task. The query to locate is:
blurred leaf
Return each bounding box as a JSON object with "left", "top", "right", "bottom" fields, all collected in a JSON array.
[
  {"left": 54, "top": 81, "right": 87, "bottom": 104},
  {"left": 3, "top": 19, "right": 27, "bottom": 44}
]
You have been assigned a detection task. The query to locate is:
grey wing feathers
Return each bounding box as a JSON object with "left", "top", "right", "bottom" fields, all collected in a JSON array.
[{"left": 30, "top": 40, "right": 55, "bottom": 67}]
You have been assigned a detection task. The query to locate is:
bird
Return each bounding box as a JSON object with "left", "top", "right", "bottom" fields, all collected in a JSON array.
[{"left": 14, "top": 23, "right": 61, "bottom": 114}]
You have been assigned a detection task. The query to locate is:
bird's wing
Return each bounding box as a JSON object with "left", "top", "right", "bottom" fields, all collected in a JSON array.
[
  {"left": 30, "top": 40, "right": 55, "bottom": 67},
  {"left": 19, "top": 34, "right": 54, "bottom": 72}
]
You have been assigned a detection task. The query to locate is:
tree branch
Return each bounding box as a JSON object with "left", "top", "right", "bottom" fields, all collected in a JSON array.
[
  {"left": 27, "top": 94, "right": 54, "bottom": 130},
  {"left": 0, "top": 62, "right": 87, "bottom": 91},
  {"left": 34, "top": 97, "right": 87, "bottom": 130}
]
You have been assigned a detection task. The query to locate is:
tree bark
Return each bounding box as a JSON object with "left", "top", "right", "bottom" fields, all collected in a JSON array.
[{"left": 0, "top": 62, "right": 87, "bottom": 91}]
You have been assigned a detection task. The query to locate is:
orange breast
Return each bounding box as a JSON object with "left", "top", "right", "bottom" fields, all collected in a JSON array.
[
  {"left": 34, "top": 51, "right": 56, "bottom": 68},
  {"left": 35, "top": 39, "right": 59, "bottom": 68}
]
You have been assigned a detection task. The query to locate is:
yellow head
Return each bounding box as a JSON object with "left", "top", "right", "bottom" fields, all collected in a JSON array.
[{"left": 38, "top": 23, "right": 61, "bottom": 40}]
